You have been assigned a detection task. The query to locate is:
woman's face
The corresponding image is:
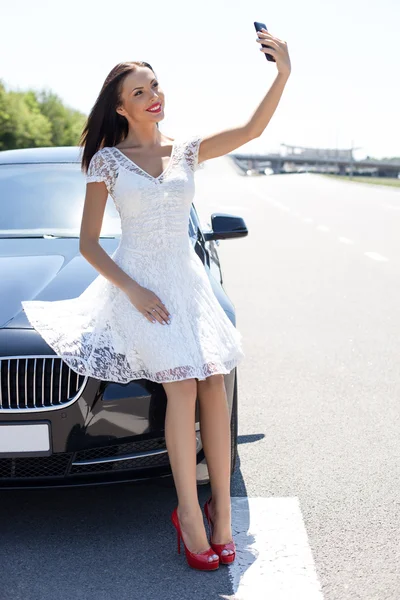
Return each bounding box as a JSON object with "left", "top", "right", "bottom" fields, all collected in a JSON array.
[{"left": 116, "top": 66, "right": 165, "bottom": 125}]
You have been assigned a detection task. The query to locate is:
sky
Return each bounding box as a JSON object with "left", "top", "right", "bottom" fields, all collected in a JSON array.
[{"left": 1, "top": 0, "right": 399, "bottom": 159}]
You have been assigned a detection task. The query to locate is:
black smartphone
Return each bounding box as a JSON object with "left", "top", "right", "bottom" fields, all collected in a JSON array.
[{"left": 254, "top": 21, "right": 276, "bottom": 62}]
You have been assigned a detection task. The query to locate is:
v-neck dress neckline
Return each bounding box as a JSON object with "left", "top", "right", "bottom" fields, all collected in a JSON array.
[{"left": 112, "top": 139, "right": 177, "bottom": 182}]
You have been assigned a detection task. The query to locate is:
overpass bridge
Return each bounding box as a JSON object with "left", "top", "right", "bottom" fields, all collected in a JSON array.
[{"left": 231, "top": 144, "right": 400, "bottom": 178}]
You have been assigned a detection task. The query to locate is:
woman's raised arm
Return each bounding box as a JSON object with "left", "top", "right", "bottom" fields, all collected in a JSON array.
[{"left": 198, "top": 29, "right": 291, "bottom": 164}]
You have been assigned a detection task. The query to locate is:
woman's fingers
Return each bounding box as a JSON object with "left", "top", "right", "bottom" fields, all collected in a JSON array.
[
  {"left": 260, "top": 47, "right": 276, "bottom": 55},
  {"left": 256, "top": 30, "right": 291, "bottom": 75},
  {"left": 256, "top": 37, "right": 277, "bottom": 46},
  {"left": 257, "top": 31, "right": 286, "bottom": 44},
  {"left": 257, "top": 30, "right": 273, "bottom": 39},
  {"left": 260, "top": 42, "right": 279, "bottom": 51},
  {"left": 256, "top": 36, "right": 279, "bottom": 58},
  {"left": 259, "top": 28, "right": 282, "bottom": 40},
  {"left": 144, "top": 311, "right": 156, "bottom": 324},
  {"left": 156, "top": 303, "right": 171, "bottom": 323},
  {"left": 144, "top": 301, "right": 171, "bottom": 325},
  {"left": 144, "top": 308, "right": 165, "bottom": 325}
]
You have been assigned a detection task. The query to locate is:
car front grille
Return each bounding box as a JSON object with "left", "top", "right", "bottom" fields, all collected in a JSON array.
[
  {"left": 0, "top": 437, "right": 171, "bottom": 482},
  {"left": 0, "top": 356, "right": 87, "bottom": 412},
  {"left": 0, "top": 453, "right": 73, "bottom": 479}
]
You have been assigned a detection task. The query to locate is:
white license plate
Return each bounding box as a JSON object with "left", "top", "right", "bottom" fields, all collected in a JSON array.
[{"left": 0, "top": 423, "right": 51, "bottom": 455}]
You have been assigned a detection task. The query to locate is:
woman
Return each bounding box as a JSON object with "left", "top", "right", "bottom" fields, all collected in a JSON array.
[{"left": 22, "top": 29, "right": 291, "bottom": 571}]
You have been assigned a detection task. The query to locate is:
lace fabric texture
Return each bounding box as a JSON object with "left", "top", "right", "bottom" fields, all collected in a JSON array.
[{"left": 21, "top": 135, "right": 245, "bottom": 384}]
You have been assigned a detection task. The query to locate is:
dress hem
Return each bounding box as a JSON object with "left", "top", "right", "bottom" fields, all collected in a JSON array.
[
  {"left": 43, "top": 351, "right": 244, "bottom": 385},
  {"left": 21, "top": 302, "right": 245, "bottom": 385}
]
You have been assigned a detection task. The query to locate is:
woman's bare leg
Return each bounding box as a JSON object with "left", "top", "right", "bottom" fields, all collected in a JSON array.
[
  {"left": 197, "top": 374, "right": 234, "bottom": 555},
  {"left": 163, "top": 377, "right": 218, "bottom": 559}
]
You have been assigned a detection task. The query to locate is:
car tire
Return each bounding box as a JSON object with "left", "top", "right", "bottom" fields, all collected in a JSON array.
[{"left": 230, "top": 368, "right": 238, "bottom": 475}]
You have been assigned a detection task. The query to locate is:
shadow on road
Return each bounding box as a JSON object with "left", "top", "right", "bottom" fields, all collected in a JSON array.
[{"left": 0, "top": 439, "right": 260, "bottom": 600}]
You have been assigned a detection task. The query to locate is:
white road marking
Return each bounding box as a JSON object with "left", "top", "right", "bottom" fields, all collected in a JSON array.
[
  {"left": 265, "top": 198, "right": 289, "bottom": 211},
  {"left": 364, "top": 252, "right": 389, "bottom": 262},
  {"left": 238, "top": 182, "right": 394, "bottom": 268},
  {"left": 229, "top": 497, "right": 324, "bottom": 600},
  {"left": 245, "top": 189, "right": 292, "bottom": 213}
]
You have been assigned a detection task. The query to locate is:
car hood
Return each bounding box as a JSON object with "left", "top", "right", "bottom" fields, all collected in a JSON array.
[{"left": 1, "top": 237, "right": 119, "bottom": 329}]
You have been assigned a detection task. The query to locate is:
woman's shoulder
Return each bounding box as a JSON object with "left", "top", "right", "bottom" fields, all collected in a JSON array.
[
  {"left": 180, "top": 134, "right": 204, "bottom": 171},
  {"left": 87, "top": 146, "right": 109, "bottom": 165},
  {"left": 88, "top": 146, "right": 120, "bottom": 171},
  {"left": 93, "top": 146, "right": 115, "bottom": 160},
  {"left": 86, "top": 147, "right": 119, "bottom": 192},
  {"left": 172, "top": 134, "right": 202, "bottom": 146}
]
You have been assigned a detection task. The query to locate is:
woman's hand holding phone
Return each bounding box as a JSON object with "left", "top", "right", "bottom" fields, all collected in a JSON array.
[{"left": 254, "top": 22, "right": 291, "bottom": 78}]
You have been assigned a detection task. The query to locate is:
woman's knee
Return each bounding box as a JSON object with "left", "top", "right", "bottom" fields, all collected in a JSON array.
[
  {"left": 197, "top": 373, "right": 225, "bottom": 391},
  {"left": 162, "top": 377, "right": 198, "bottom": 400}
]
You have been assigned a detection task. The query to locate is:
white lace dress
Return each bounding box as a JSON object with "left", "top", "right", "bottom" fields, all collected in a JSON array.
[{"left": 21, "top": 136, "right": 245, "bottom": 384}]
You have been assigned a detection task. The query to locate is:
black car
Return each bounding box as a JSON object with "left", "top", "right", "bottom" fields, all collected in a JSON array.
[{"left": 0, "top": 146, "right": 248, "bottom": 489}]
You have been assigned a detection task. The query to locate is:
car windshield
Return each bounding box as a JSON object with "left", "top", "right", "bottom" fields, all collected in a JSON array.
[
  {"left": 0, "top": 162, "right": 198, "bottom": 242},
  {"left": 0, "top": 163, "right": 121, "bottom": 237}
]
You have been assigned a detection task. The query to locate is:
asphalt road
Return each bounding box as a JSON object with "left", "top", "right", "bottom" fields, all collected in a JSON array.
[{"left": 1, "top": 158, "right": 399, "bottom": 600}]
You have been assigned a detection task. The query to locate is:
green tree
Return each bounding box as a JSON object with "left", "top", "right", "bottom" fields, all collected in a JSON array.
[
  {"left": 0, "top": 81, "right": 52, "bottom": 149},
  {"left": 37, "top": 90, "right": 86, "bottom": 146},
  {"left": 0, "top": 81, "right": 87, "bottom": 150},
  {"left": 0, "top": 81, "right": 12, "bottom": 150}
]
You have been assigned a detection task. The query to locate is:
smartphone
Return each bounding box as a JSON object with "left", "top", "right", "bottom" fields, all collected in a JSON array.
[{"left": 254, "top": 21, "right": 276, "bottom": 62}]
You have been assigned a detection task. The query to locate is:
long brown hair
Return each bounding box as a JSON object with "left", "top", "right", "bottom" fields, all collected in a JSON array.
[{"left": 79, "top": 61, "right": 158, "bottom": 173}]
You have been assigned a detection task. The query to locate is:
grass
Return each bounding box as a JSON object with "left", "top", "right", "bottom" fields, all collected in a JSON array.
[{"left": 323, "top": 175, "right": 400, "bottom": 188}]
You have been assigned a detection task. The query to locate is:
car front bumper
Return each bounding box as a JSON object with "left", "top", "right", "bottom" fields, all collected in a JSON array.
[{"left": 0, "top": 370, "right": 203, "bottom": 489}]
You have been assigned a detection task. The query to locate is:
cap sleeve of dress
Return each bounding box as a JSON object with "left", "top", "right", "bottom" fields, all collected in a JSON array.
[
  {"left": 86, "top": 148, "right": 118, "bottom": 195},
  {"left": 185, "top": 135, "right": 206, "bottom": 172}
]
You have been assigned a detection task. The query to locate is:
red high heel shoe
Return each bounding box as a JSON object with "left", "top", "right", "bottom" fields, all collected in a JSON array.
[
  {"left": 171, "top": 507, "right": 220, "bottom": 571},
  {"left": 204, "top": 497, "right": 236, "bottom": 565}
]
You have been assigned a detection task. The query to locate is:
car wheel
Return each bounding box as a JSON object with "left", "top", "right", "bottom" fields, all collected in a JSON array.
[{"left": 230, "top": 368, "right": 238, "bottom": 475}]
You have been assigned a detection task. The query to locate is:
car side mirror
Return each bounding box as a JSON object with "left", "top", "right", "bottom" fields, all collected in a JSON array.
[{"left": 203, "top": 213, "right": 248, "bottom": 242}]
